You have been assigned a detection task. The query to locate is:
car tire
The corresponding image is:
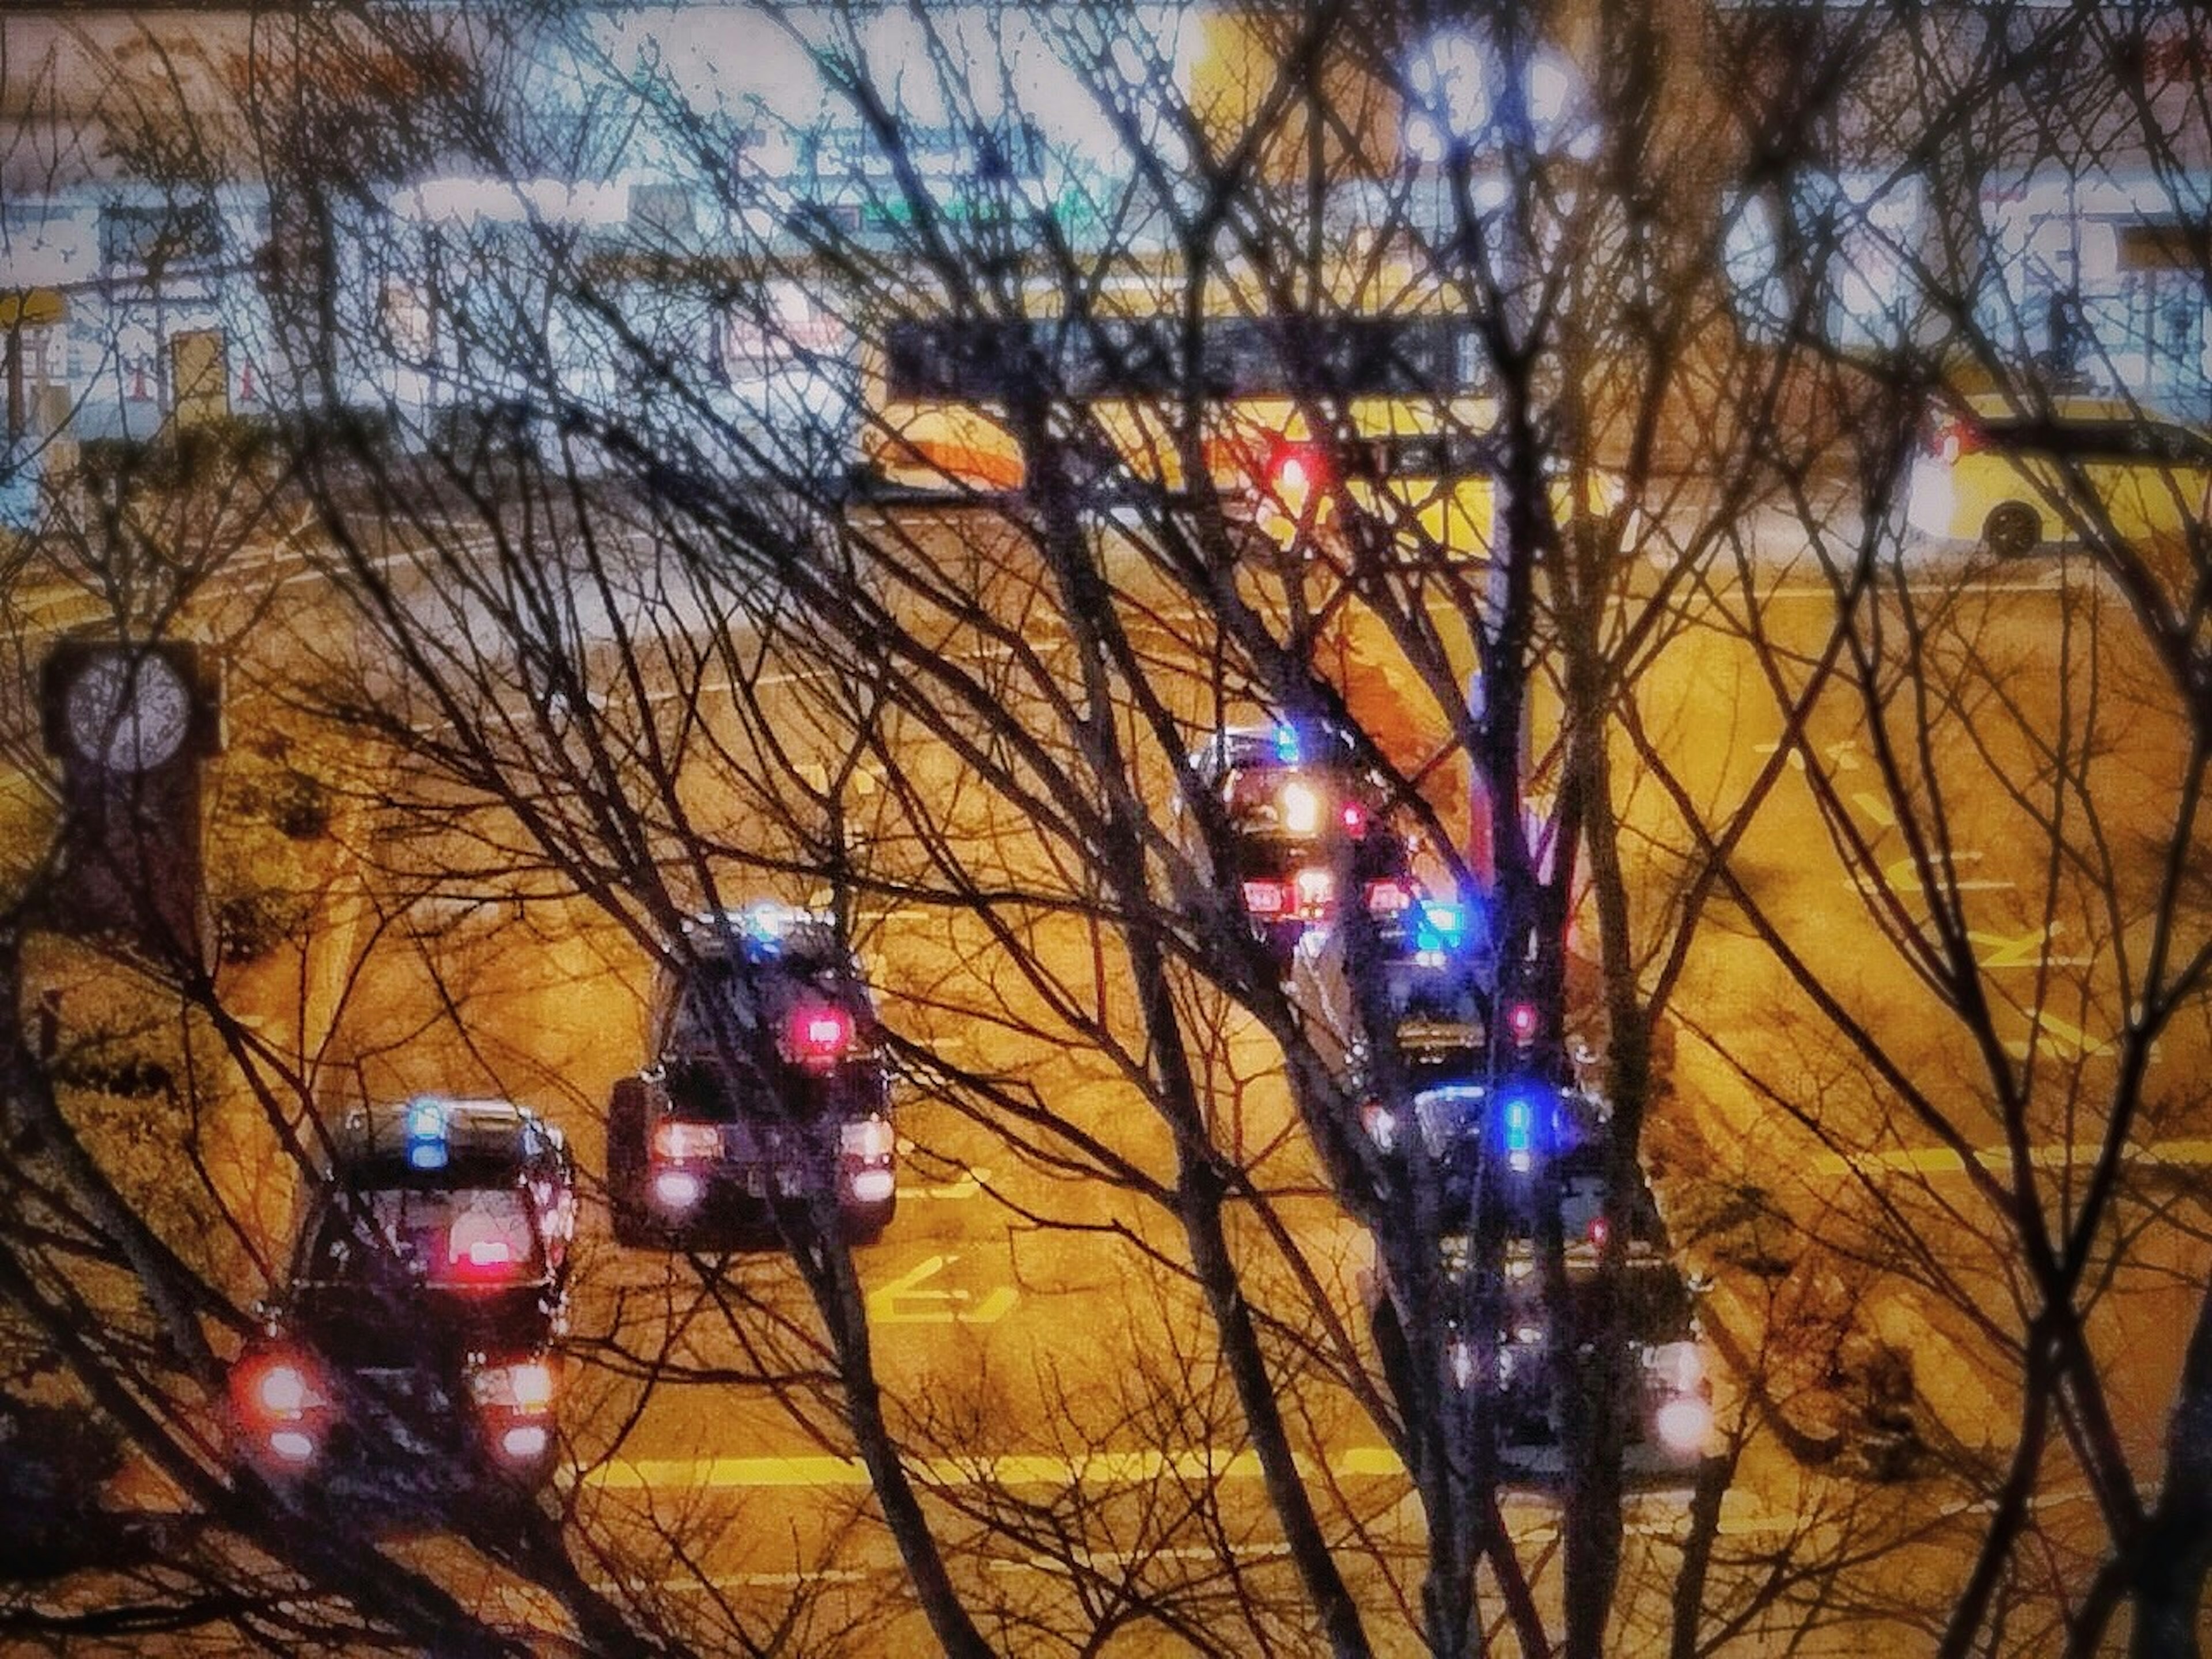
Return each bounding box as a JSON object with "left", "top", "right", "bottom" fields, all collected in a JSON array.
[
  {"left": 843, "top": 1195, "right": 897, "bottom": 1247},
  {"left": 606, "top": 1077, "right": 658, "bottom": 1249},
  {"left": 1982, "top": 501, "right": 2041, "bottom": 558}
]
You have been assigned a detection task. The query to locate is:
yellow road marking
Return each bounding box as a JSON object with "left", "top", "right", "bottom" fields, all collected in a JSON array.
[
  {"left": 1970, "top": 922, "right": 2089, "bottom": 969},
  {"left": 586, "top": 1446, "right": 1349, "bottom": 1492},
  {"left": 866, "top": 1253, "right": 1019, "bottom": 1325}
]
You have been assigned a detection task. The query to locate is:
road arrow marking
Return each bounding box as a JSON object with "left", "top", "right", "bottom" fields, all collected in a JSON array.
[
  {"left": 867, "top": 1253, "right": 1018, "bottom": 1325},
  {"left": 1971, "top": 922, "right": 2091, "bottom": 969}
]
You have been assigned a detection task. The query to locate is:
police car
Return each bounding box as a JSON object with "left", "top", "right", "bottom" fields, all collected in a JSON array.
[
  {"left": 1183, "top": 722, "right": 1419, "bottom": 964},
  {"left": 607, "top": 904, "right": 897, "bottom": 1248},
  {"left": 229, "top": 1097, "right": 574, "bottom": 1506}
]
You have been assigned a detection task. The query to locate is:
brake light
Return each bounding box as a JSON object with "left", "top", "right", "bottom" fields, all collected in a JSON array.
[
  {"left": 652, "top": 1120, "right": 721, "bottom": 1162},
  {"left": 1588, "top": 1214, "right": 1609, "bottom": 1249},
  {"left": 232, "top": 1347, "right": 325, "bottom": 1432},
  {"left": 1270, "top": 442, "right": 1326, "bottom": 501},
  {"left": 1294, "top": 866, "right": 1335, "bottom": 913},
  {"left": 788, "top": 1005, "right": 853, "bottom": 1064},
  {"left": 1930, "top": 415, "right": 1984, "bottom": 464},
  {"left": 253, "top": 1360, "right": 313, "bottom": 1418},
  {"left": 839, "top": 1118, "right": 895, "bottom": 1160},
  {"left": 1340, "top": 800, "right": 1368, "bottom": 835},
  {"left": 1506, "top": 1000, "right": 1540, "bottom": 1046},
  {"left": 1242, "top": 878, "right": 1286, "bottom": 916},
  {"left": 1365, "top": 878, "right": 1414, "bottom": 915},
  {"left": 471, "top": 1359, "right": 557, "bottom": 1412}
]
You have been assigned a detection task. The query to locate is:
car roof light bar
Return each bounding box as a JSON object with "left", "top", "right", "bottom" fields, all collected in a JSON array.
[{"left": 405, "top": 1097, "right": 450, "bottom": 1171}]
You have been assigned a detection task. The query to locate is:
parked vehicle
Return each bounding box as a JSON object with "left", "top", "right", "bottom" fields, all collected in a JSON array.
[
  {"left": 607, "top": 904, "right": 896, "bottom": 1249},
  {"left": 229, "top": 1097, "right": 574, "bottom": 1510},
  {"left": 1905, "top": 392, "right": 2212, "bottom": 558}
]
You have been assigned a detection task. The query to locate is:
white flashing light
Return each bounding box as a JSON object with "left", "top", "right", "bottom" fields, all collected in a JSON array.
[
  {"left": 267, "top": 1429, "right": 318, "bottom": 1464},
  {"left": 1655, "top": 1395, "right": 1714, "bottom": 1456},
  {"left": 653, "top": 1169, "right": 704, "bottom": 1210},
  {"left": 256, "top": 1363, "right": 312, "bottom": 1416},
  {"left": 839, "top": 1118, "right": 895, "bottom": 1161},
  {"left": 1280, "top": 780, "right": 1323, "bottom": 836},
  {"left": 847, "top": 1168, "right": 896, "bottom": 1204},
  {"left": 741, "top": 902, "right": 795, "bottom": 945},
  {"left": 499, "top": 1424, "right": 551, "bottom": 1463}
]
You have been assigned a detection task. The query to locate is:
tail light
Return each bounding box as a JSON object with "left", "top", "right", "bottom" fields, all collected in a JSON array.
[
  {"left": 839, "top": 1118, "right": 895, "bottom": 1161},
  {"left": 1268, "top": 441, "right": 1327, "bottom": 505},
  {"left": 1293, "top": 866, "right": 1335, "bottom": 915},
  {"left": 1929, "top": 415, "right": 1984, "bottom": 464},
  {"left": 787, "top": 1005, "right": 854, "bottom": 1065},
  {"left": 1365, "top": 878, "right": 1414, "bottom": 916},
  {"left": 1242, "top": 878, "right": 1286, "bottom": 916},
  {"left": 446, "top": 1211, "right": 532, "bottom": 1278},
  {"left": 232, "top": 1347, "right": 328, "bottom": 1466},
  {"left": 1279, "top": 779, "right": 1323, "bottom": 835},
  {"left": 652, "top": 1120, "right": 722, "bottom": 1162},
  {"left": 1587, "top": 1214, "right": 1610, "bottom": 1249},
  {"left": 1505, "top": 1000, "right": 1541, "bottom": 1046},
  {"left": 237, "top": 1354, "right": 323, "bottom": 1422},
  {"left": 1340, "top": 800, "right": 1369, "bottom": 835},
  {"left": 470, "top": 1359, "right": 558, "bottom": 1414}
]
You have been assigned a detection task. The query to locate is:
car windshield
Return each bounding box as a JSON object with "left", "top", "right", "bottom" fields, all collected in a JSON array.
[{"left": 305, "top": 1186, "right": 544, "bottom": 1289}]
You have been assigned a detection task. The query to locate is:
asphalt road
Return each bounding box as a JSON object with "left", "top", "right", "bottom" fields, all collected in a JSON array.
[{"left": 36, "top": 488, "right": 2207, "bottom": 1650}]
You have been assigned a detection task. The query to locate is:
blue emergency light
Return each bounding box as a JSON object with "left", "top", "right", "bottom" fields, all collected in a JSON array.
[
  {"left": 1414, "top": 900, "right": 1467, "bottom": 953},
  {"left": 1272, "top": 724, "right": 1301, "bottom": 764},
  {"left": 1501, "top": 1093, "right": 1536, "bottom": 1172},
  {"left": 405, "top": 1098, "right": 450, "bottom": 1171},
  {"left": 740, "top": 902, "right": 792, "bottom": 955}
]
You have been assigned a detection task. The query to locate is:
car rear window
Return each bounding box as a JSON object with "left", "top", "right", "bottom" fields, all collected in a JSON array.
[{"left": 308, "top": 1187, "right": 544, "bottom": 1287}]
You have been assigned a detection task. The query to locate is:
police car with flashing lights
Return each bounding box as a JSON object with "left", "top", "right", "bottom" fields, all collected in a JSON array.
[
  {"left": 1364, "top": 1223, "right": 1712, "bottom": 1490},
  {"left": 229, "top": 1097, "right": 575, "bottom": 1508},
  {"left": 1182, "top": 722, "right": 1419, "bottom": 964},
  {"left": 607, "top": 903, "right": 897, "bottom": 1249}
]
